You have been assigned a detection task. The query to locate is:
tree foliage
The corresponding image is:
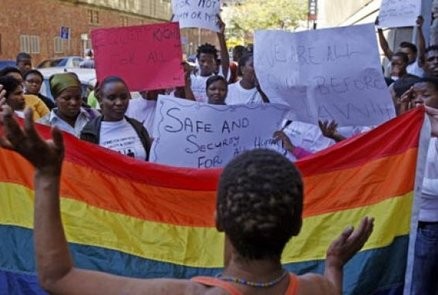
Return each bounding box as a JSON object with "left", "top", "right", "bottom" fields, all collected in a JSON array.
[{"left": 225, "top": 0, "right": 308, "bottom": 42}]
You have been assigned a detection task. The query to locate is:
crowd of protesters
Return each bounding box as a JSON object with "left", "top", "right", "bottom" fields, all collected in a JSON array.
[{"left": 0, "top": 12, "right": 437, "bottom": 295}]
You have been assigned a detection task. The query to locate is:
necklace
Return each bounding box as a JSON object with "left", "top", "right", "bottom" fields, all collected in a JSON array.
[{"left": 215, "top": 269, "right": 288, "bottom": 288}]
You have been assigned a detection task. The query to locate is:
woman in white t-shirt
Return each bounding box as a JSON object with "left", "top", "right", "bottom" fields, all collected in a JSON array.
[
  {"left": 206, "top": 75, "right": 228, "bottom": 105},
  {"left": 80, "top": 76, "right": 151, "bottom": 161},
  {"left": 226, "top": 53, "right": 269, "bottom": 105}
]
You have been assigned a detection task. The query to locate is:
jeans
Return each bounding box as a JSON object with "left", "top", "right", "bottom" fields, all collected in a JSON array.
[{"left": 412, "top": 222, "right": 438, "bottom": 295}]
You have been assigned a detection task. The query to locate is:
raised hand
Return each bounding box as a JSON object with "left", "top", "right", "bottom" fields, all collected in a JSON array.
[
  {"left": 399, "top": 86, "right": 416, "bottom": 111},
  {"left": 216, "top": 14, "right": 226, "bottom": 34},
  {"left": 318, "top": 119, "right": 345, "bottom": 142},
  {"left": 273, "top": 130, "right": 295, "bottom": 151},
  {"left": 0, "top": 106, "right": 64, "bottom": 174},
  {"left": 326, "top": 217, "right": 374, "bottom": 269}
]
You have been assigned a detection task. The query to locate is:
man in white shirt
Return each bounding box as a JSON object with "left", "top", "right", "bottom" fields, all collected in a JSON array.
[
  {"left": 190, "top": 15, "right": 229, "bottom": 103},
  {"left": 407, "top": 78, "right": 438, "bottom": 294},
  {"left": 377, "top": 16, "right": 426, "bottom": 78}
]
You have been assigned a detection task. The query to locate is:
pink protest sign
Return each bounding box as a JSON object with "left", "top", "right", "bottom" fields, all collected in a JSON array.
[{"left": 91, "top": 22, "right": 184, "bottom": 91}]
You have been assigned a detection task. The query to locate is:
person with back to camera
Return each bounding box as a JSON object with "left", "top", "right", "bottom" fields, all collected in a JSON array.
[{"left": 0, "top": 89, "right": 377, "bottom": 294}]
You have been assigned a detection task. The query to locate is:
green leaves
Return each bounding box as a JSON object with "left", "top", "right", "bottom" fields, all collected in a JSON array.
[{"left": 225, "top": 0, "right": 307, "bottom": 40}]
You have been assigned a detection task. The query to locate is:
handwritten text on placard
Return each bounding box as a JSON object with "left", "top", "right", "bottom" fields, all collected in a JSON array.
[
  {"left": 92, "top": 22, "right": 184, "bottom": 91},
  {"left": 172, "top": 0, "right": 220, "bottom": 32},
  {"left": 255, "top": 24, "right": 395, "bottom": 126},
  {"left": 150, "top": 96, "right": 290, "bottom": 168}
]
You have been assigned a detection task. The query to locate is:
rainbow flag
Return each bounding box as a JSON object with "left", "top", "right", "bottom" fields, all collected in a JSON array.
[{"left": 0, "top": 108, "right": 427, "bottom": 294}]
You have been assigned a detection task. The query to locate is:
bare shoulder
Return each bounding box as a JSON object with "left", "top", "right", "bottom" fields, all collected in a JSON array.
[
  {"left": 138, "top": 279, "right": 229, "bottom": 295},
  {"left": 119, "top": 278, "right": 213, "bottom": 295},
  {"left": 297, "top": 273, "right": 338, "bottom": 295},
  {"left": 49, "top": 269, "right": 215, "bottom": 295}
]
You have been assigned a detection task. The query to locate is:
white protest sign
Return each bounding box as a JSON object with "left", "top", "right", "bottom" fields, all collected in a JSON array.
[
  {"left": 150, "top": 95, "right": 290, "bottom": 168},
  {"left": 172, "top": 0, "right": 220, "bottom": 32},
  {"left": 378, "top": 0, "right": 420, "bottom": 28},
  {"left": 255, "top": 24, "right": 396, "bottom": 127}
]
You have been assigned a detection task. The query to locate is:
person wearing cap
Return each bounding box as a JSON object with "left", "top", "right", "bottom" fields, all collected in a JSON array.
[{"left": 38, "top": 72, "right": 98, "bottom": 137}]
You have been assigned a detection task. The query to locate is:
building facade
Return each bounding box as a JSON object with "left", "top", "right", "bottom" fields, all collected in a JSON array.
[{"left": 0, "top": 0, "right": 218, "bottom": 64}]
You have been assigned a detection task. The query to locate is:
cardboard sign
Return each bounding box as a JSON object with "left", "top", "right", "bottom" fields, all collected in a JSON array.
[
  {"left": 150, "top": 95, "right": 290, "bottom": 168},
  {"left": 172, "top": 0, "right": 220, "bottom": 32},
  {"left": 255, "top": 24, "right": 396, "bottom": 127},
  {"left": 91, "top": 22, "right": 185, "bottom": 91},
  {"left": 378, "top": 0, "right": 421, "bottom": 28}
]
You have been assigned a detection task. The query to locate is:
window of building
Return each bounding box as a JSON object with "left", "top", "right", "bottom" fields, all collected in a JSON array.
[
  {"left": 20, "top": 35, "right": 40, "bottom": 54},
  {"left": 54, "top": 37, "right": 63, "bottom": 54},
  {"left": 88, "top": 9, "right": 99, "bottom": 24}
]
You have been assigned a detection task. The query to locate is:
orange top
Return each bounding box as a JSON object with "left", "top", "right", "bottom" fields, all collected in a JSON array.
[{"left": 191, "top": 274, "right": 298, "bottom": 295}]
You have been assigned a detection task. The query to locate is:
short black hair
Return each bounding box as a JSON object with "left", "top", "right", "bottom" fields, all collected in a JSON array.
[
  {"left": 16, "top": 52, "right": 31, "bottom": 63},
  {"left": 416, "top": 76, "right": 438, "bottom": 92},
  {"left": 0, "top": 75, "right": 22, "bottom": 96},
  {"left": 238, "top": 53, "right": 253, "bottom": 76},
  {"left": 96, "top": 76, "right": 129, "bottom": 100},
  {"left": 0, "top": 66, "right": 22, "bottom": 78},
  {"left": 399, "top": 42, "right": 417, "bottom": 55},
  {"left": 393, "top": 52, "right": 409, "bottom": 64},
  {"left": 217, "top": 149, "right": 303, "bottom": 259},
  {"left": 232, "top": 45, "right": 248, "bottom": 61},
  {"left": 206, "top": 75, "right": 227, "bottom": 89},
  {"left": 23, "top": 69, "right": 44, "bottom": 81},
  {"left": 196, "top": 43, "right": 218, "bottom": 60},
  {"left": 425, "top": 45, "right": 438, "bottom": 54},
  {"left": 393, "top": 75, "right": 421, "bottom": 98}
]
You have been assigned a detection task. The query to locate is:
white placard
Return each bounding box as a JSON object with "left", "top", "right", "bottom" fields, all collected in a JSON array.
[
  {"left": 150, "top": 96, "right": 290, "bottom": 168},
  {"left": 378, "top": 0, "right": 420, "bottom": 28},
  {"left": 255, "top": 24, "right": 396, "bottom": 127},
  {"left": 172, "top": 0, "right": 220, "bottom": 32}
]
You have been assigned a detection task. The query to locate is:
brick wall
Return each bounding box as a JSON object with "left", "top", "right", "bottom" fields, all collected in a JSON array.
[
  {"left": 0, "top": 0, "right": 221, "bottom": 64},
  {"left": 0, "top": 0, "right": 170, "bottom": 64}
]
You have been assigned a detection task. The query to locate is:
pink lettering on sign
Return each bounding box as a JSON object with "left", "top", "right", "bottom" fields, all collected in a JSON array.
[{"left": 91, "top": 22, "right": 184, "bottom": 91}]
